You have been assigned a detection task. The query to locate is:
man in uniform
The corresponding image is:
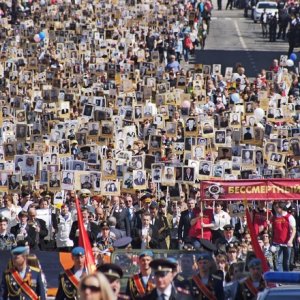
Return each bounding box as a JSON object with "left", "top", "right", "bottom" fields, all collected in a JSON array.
[
  {"left": 0, "top": 245, "right": 46, "bottom": 300},
  {"left": 0, "top": 216, "right": 16, "bottom": 250},
  {"left": 97, "top": 263, "right": 129, "bottom": 300},
  {"left": 141, "top": 258, "right": 191, "bottom": 300},
  {"left": 55, "top": 247, "right": 87, "bottom": 300},
  {"left": 96, "top": 221, "right": 115, "bottom": 251},
  {"left": 173, "top": 254, "right": 196, "bottom": 290},
  {"left": 189, "top": 253, "right": 224, "bottom": 300},
  {"left": 126, "top": 250, "right": 156, "bottom": 299},
  {"left": 234, "top": 259, "right": 266, "bottom": 300}
]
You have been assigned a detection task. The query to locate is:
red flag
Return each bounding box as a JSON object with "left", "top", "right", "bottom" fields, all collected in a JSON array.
[
  {"left": 75, "top": 196, "right": 96, "bottom": 273},
  {"left": 245, "top": 206, "right": 269, "bottom": 273}
]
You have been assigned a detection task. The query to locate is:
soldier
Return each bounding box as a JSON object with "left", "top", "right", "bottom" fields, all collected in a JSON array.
[
  {"left": 96, "top": 221, "right": 115, "bottom": 251},
  {"left": 55, "top": 247, "right": 87, "bottom": 300},
  {"left": 126, "top": 250, "right": 156, "bottom": 299},
  {"left": 173, "top": 254, "right": 196, "bottom": 290},
  {"left": 97, "top": 263, "right": 129, "bottom": 300},
  {"left": 0, "top": 216, "right": 16, "bottom": 250},
  {"left": 190, "top": 253, "right": 224, "bottom": 300},
  {"left": 234, "top": 259, "right": 266, "bottom": 300},
  {"left": 141, "top": 258, "right": 191, "bottom": 300},
  {"left": 0, "top": 245, "right": 46, "bottom": 300}
]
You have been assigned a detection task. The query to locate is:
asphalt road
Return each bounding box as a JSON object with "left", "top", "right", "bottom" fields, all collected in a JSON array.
[{"left": 193, "top": 2, "right": 290, "bottom": 77}]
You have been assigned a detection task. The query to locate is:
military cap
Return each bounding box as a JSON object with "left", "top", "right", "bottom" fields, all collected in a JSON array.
[
  {"left": 140, "top": 193, "right": 152, "bottom": 203},
  {"left": 0, "top": 216, "right": 8, "bottom": 223},
  {"left": 159, "top": 200, "right": 166, "bottom": 207},
  {"left": 100, "top": 221, "right": 109, "bottom": 229},
  {"left": 223, "top": 224, "right": 234, "bottom": 230},
  {"left": 11, "top": 246, "right": 29, "bottom": 256},
  {"left": 150, "top": 259, "right": 177, "bottom": 273},
  {"left": 248, "top": 258, "right": 262, "bottom": 268},
  {"left": 199, "top": 238, "right": 218, "bottom": 252},
  {"left": 113, "top": 237, "right": 132, "bottom": 249},
  {"left": 80, "top": 189, "right": 91, "bottom": 197},
  {"left": 149, "top": 201, "right": 159, "bottom": 209},
  {"left": 71, "top": 247, "right": 85, "bottom": 256},
  {"left": 97, "top": 263, "right": 123, "bottom": 279},
  {"left": 139, "top": 250, "right": 154, "bottom": 259},
  {"left": 197, "top": 252, "right": 212, "bottom": 262},
  {"left": 226, "top": 243, "right": 238, "bottom": 252}
]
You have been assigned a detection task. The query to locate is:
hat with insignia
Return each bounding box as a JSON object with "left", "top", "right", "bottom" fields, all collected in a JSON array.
[
  {"left": 11, "top": 246, "right": 29, "bottom": 256},
  {"left": 0, "top": 216, "right": 8, "bottom": 223},
  {"left": 139, "top": 250, "right": 154, "bottom": 259},
  {"left": 113, "top": 237, "right": 132, "bottom": 249},
  {"left": 197, "top": 252, "right": 212, "bottom": 262},
  {"left": 248, "top": 258, "right": 262, "bottom": 268},
  {"left": 140, "top": 193, "right": 152, "bottom": 203},
  {"left": 223, "top": 224, "right": 234, "bottom": 230},
  {"left": 149, "top": 201, "right": 159, "bottom": 209},
  {"left": 159, "top": 200, "right": 166, "bottom": 207},
  {"left": 71, "top": 247, "right": 85, "bottom": 256},
  {"left": 100, "top": 221, "right": 109, "bottom": 229},
  {"left": 226, "top": 243, "right": 238, "bottom": 252},
  {"left": 150, "top": 259, "right": 177, "bottom": 274},
  {"left": 97, "top": 263, "right": 123, "bottom": 280},
  {"left": 80, "top": 189, "right": 91, "bottom": 197}
]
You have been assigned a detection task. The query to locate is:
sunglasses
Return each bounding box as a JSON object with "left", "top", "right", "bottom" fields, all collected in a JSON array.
[{"left": 81, "top": 284, "right": 101, "bottom": 292}]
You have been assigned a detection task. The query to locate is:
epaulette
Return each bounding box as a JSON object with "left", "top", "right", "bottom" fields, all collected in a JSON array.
[
  {"left": 177, "top": 286, "right": 190, "bottom": 295},
  {"left": 211, "top": 274, "right": 222, "bottom": 281},
  {"left": 29, "top": 266, "right": 41, "bottom": 273},
  {"left": 176, "top": 274, "right": 184, "bottom": 281}
]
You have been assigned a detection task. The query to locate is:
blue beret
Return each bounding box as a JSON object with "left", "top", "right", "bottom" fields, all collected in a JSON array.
[
  {"left": 11, "top": 246, "right": 29, "bottom": 256},
  {"left": 248, "top": 258, "right": 261, "bottom": 268},
  {"left": 71, "top": 247, "right": 85, "bottom": 256},
  {"left": 113, "top": 237, "right": 132, "bottom": 249},
  {"left": 139, "top": 250, "right": 154, "bottom": 259},
  {"left": 197, "top": 252, "right": 212, "bottom": 261},
  {"left": 149, "top": 201, "right": 158, "bottom": 209}
]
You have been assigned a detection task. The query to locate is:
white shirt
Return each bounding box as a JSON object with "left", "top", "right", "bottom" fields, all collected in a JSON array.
[
  {"left": 212, "top": 211, "right": 231, "bottom": 231},
  {"left": 141, "top": 226, "right": 150, "bottom": 249},
  {"left": 157, "top": 284, "right": 172, "bottom": 300}
]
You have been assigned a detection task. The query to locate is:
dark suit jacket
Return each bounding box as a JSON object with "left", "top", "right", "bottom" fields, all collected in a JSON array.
[
  {"left": 178, "top": 210, "right": 194, "bottom": 242},
  {"left": 112, "top": 209, "right": 131, "bottom": 236},
  {"left": 151, "top": 214, "right": 170, "bottom": 249},
  {"left": 142, "top": 286, "right": 191, "bottom": 300},
  {"left": 131, "top": 225, "right": 158, "bottom": 249},
  {"left": 11, "top": 218, "right": 48, "bottom": 250},
  {"left": 69, "top": 221, "right": 99, "bottom": 247}
]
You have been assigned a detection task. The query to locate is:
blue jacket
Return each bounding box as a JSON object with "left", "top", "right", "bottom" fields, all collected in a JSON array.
[{"left": 0, "top": 265, "right": 46, "bottom": 300}]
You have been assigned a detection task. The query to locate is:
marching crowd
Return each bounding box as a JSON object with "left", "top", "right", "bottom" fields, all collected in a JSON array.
[{"left": 0, "top": 0, "right": 299, "bottom": 298}]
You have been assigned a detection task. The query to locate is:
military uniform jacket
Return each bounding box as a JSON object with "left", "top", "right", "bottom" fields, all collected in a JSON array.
[
  {"left": 190, "top": 274, "right": 224, "bottom": 300},
  {"left": 141, "top": 285, "right": 192, "bottom": 300},
  {"left": 126, "top": 273, "right": 156, "bottom": 299},
  {"left": 55, "top": 268, "right": 84, "bottom": 300},
  {"left": 0, "top": 233, "right": 16, "bottom": 250},
  {"left": 234, "top": 276, "right": 266, "bottom": 300},
  {"left": 0, "top": 265, "right": 46, "bottom": 300}
]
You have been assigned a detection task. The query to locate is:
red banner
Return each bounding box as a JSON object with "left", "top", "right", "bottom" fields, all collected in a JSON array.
[
  {"left": 245, "top": 207, "right": 269, "bottom": 273},
  {"left": 201, "top": 179, "right": 300, "bottom": 201},
  {"left": 75, "top": 196, "right": 96, "bottom": 273}
]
